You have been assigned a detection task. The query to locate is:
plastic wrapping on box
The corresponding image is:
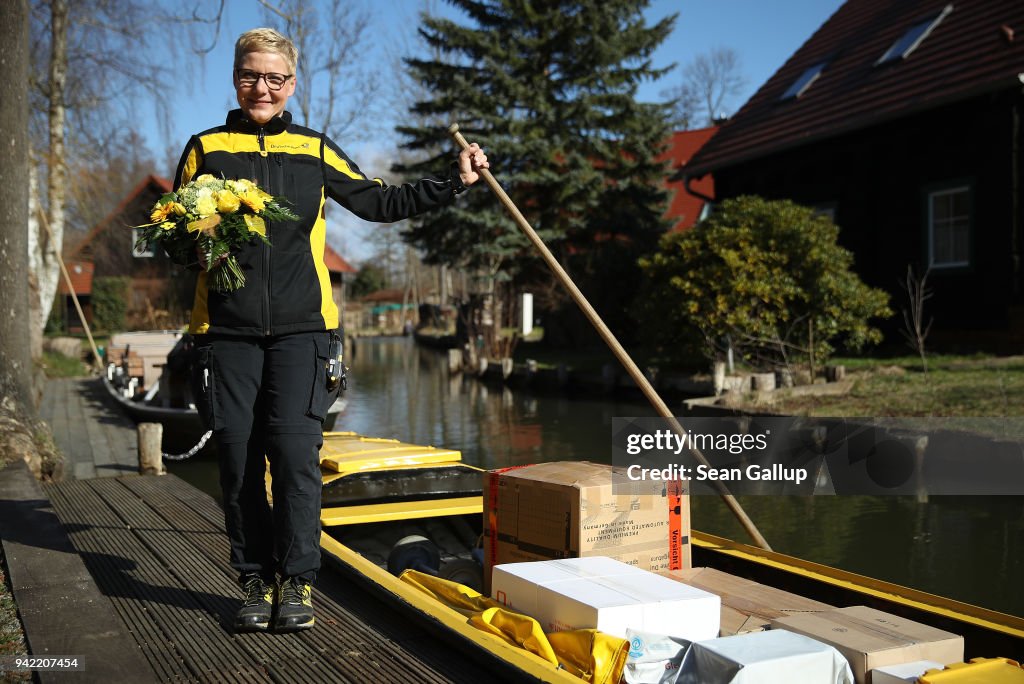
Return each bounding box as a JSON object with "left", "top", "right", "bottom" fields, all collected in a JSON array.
[
  {"left": 677, "top": 629, "right": 854, "bottom": 684},
  {"left": 623, "top": 629, "right": 692, "bottom": 684}
]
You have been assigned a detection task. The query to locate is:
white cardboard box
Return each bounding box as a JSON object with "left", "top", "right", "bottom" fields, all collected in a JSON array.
[
  {"left": 678, "top": 629, "right": 854, "bottom": 684},
  {"left": 871, "top": 660, "right": 946, "bottom": 684},
  {"left": 491, "top": 556, "right": 720, "bottom": 640}
]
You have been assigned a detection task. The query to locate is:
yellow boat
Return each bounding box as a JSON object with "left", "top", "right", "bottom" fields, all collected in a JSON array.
[{"left": 315, "top": 432, "right": 1024, "bottom": 683}]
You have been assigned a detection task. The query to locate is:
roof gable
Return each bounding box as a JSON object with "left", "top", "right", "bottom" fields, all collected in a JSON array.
[
  {"left": 70, "top": 174, "right": 171, "bottom": 259},
  {"left": 687, "top": 0, "right": 1024, "bottom": 175}
]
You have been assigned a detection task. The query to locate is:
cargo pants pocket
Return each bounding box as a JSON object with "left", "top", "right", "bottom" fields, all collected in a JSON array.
[
  {"left": 306, "top": 334, "right": 332, "bottom": 422},
  {"left": 191, "top": 344, "right": 220, "bottom": 431}
]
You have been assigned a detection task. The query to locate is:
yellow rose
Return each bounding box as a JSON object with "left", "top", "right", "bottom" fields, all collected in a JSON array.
[
  {"left": 170, "top": 202, "right": 187, "bottom": 216},
  {"left": 195, "top": 194, "right": 217, "bottom": 217},
  {"left": 195, "top": 174, "right": 217, "bottom": 184},
  {"left": 215, "top": 190, "right": 241, "bottom": 213}
]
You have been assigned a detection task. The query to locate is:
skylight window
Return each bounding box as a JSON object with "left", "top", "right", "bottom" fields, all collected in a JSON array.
[
  {"left": 780, "top": 61, "right": 828, "bottom": 100},
  {"left": 876, "top": 4, "right": 952, "bottom": 65}
]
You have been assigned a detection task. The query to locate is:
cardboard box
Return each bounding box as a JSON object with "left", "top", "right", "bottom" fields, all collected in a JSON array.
[
  {"left": 491, "top": 556, "right": 719, "bottom": 640},
  {"left": 664, "top": 567, "right": 833, "bottom": 636},
  {"left": 771, "top": 606, "right": 964, "bottom": 684},
  {"left": 483, "top": 462, "right": 689, "bottom": 592},
  {"left": 871, "top": 660, "right": 946, "bottom": 684},
  {"left": 680, "top": 629, "right": 855, "bottom": 683}
]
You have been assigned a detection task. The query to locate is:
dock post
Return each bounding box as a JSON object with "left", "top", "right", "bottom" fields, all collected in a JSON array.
[{"left": 138, "top": 422, "right": 166, "bottom": 475}]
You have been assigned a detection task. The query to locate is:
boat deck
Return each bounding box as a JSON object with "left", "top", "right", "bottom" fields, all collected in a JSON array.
[
  {"left": 39, "top": 377, "right": 140, "bottom": 480},
  {"left": 37, "top": 473, "right": 506, "bottom": 683}
]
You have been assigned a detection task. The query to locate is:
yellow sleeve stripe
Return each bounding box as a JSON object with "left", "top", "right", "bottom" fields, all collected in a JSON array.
[
  {"left": 180, "top": 147, "right": 202, "bottom": 187},
  {"left": 324, "top": 146, "right": 366, "bottom": 181}
]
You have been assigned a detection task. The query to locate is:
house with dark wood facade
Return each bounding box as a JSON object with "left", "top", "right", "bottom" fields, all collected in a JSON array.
[{"left": 681, "top": 0, "right": 1024, "bottom": 345}]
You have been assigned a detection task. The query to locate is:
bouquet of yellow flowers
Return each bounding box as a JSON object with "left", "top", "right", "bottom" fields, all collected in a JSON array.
[{"left": 134, "top": 174, "right": 299, "bottom": 293}]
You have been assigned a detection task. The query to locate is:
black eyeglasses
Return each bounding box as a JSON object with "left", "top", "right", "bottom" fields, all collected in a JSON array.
[{"left": 235, "top": 69, "right": 292, "bottom": 91}]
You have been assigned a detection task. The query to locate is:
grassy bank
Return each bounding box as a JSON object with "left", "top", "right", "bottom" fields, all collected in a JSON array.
[
  {"left": 504, "top": 336, "right": 1024, "bottom": 417},
  {"left": 743, "top": 354, "right": 1024, "bottom": 417}
]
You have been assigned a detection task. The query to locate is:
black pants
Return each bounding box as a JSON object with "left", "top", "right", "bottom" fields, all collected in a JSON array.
[{"left": 192, "top": 331, "right": 337, "bottom": 583}]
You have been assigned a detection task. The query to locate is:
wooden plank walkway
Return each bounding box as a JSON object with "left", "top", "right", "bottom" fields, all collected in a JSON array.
[
  {"left": 20, "top": 376, "right": 521, "bottom": 683},
  {"left": 45, "top": 474, "right": 506, "bottom": 683},
  {"left": 39, "top": 378, "right": 139, "bottom": 480}
]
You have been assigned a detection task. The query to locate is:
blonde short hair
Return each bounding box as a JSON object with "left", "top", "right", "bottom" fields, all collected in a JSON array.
[{"left": 234, "top": 28, "right": 298, "bottom": 75}]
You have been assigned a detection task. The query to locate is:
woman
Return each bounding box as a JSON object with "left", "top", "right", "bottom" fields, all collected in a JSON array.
[{"left": 175, "top": 27, "right": 488, "bottom": 633}]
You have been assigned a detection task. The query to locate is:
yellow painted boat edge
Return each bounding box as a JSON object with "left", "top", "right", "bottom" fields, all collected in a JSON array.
[
  {"left": 692, "top": 530, "right": 1024, "bottom": 639},
  {"left": 321, "top": 496, "right": 483, "bottom": 526},
  {"left": 319, "top": 532, "right": 582, "bottom": 683}
]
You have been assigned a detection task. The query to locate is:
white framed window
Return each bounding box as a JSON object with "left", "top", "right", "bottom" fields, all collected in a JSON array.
[
  {"left": 132, "top": 227, "right": 155, "bottom": 258},
  {"left": 928, "top": 185, "right": 970, "bottom": 269},
  {"left": 780, "top": 62, "right": 828, "bottom": 100},
  {"left": 876, "top": 4, "right": 952, "bottom": 66}
]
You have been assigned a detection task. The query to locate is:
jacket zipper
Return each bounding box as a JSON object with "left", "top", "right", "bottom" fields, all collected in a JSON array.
[{"left": 257, "top": 128, "right": 273, "bottom": 335}]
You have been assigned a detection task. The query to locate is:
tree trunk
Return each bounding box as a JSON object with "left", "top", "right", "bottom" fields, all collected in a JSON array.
[
  {"left": 0, "top": 0, "right": 34, "bottom": 410},
  {"left": 27, "top": 162, "right": 43, "bottom": 357},
  {"left": 29, "top": 0, "right": 68, "bottom": 361}
]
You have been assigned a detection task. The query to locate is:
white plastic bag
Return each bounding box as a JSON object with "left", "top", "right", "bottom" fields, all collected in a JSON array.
[{"left": 623, "top": 628, "right": 693, "bottom": 684}]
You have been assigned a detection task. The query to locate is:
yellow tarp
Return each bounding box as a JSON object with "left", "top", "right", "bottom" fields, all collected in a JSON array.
[{"left": 399, "top": 570, "right": 628, "bottom": 684}]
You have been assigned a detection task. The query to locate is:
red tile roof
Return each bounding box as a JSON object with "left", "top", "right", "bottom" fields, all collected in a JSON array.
[
  {"left": 686, "top": 0, "right": 1024, "bottom": 175},
  {"left": 57, "top": 260, "right": 93, "bottom": 295},
  {"left": 360, "top": 288, "right": 406, "bottom": 303},
  {"left": 659, "top": 127, "right": 718, "bottom": 230}
]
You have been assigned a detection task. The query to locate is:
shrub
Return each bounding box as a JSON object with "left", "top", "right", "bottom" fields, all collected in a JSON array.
[
  {"left": 91, "top": 276, "right": 130, "bottom": 333},
  {"left": 638, "top": 196, "right": 892, "bottom": 372}
]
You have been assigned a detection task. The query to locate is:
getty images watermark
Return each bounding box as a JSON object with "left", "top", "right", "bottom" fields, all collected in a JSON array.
[{"left": 611, "top": 417, "right": 1024, "bottom": 496}]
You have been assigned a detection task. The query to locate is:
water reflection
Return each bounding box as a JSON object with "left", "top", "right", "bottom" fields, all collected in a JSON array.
[
  {"left": 171, "top": 336, "right": 1024, "bottom": 617},
  {"left": 339, "top": 337, "right": 659, "bottom": 470}
]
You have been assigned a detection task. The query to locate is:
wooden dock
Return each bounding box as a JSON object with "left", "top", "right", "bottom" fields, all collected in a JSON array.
[
  {"left": 38, "top": 378, "right": 140, "bottom": 480},
  {"left": 44, "top": 474, "right": 501, "bottom": 683},
  {"left": 3, "top": 377, "right": 519, "bottom": 683}
]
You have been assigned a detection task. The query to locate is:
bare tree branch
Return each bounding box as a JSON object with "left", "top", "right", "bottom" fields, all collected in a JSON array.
[{"left": 661, "top": 45, "right": 746, "bottom": 128}]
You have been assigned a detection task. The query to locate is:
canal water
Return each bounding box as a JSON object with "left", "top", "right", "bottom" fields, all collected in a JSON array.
[{"left": 168, "top": 336, "right": 1024, "bottom": 618}]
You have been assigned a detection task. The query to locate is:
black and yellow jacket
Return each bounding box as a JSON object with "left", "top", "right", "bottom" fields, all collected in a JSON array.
[{"left": 175, "top": 109, "right": 464, "bottom": 336}]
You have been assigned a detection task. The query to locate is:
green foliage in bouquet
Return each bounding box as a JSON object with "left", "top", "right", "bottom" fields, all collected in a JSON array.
[{"left": 134, "top": 175, "right": 299, "bottom": 292}]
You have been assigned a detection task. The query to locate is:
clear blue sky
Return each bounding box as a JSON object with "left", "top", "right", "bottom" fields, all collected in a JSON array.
[{"left": 145, "top": 0, "right": 845, "bottom": 261}]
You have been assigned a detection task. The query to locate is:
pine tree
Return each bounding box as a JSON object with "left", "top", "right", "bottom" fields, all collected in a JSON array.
[{"left": 395, "top": 0, "right": 676, "bottom": 344}]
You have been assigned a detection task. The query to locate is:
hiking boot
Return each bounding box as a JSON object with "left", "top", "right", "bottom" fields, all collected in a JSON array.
[
  {"left": 235, "top": 575, "right": 275, "bottom": 632},
  {"left": 274, "top": 576, "right": 314, "bottom": 632}
]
